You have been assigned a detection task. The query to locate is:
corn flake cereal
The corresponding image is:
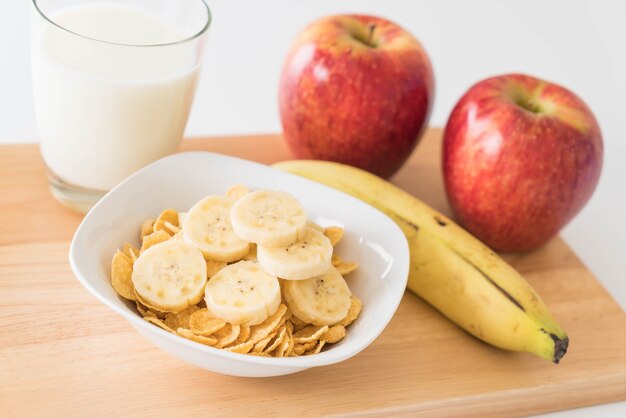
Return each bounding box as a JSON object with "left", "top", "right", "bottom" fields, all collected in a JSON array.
[
  {"left": 275, "top": 334, "right": 291, "bottom": 357},
  {"left": 252, "top": 333, "right": 275, "bottom": 353},
  {"left": 177, "top": 328, "right": 217, "bottom": 346},
  {"left": 140, "top": 230, "right": 170, "bottom": 253},
  {"left": 136, "top": 299, "right": 166, "bottom": 319},
  {"left": 293, "top": 325, "right": 329, "bottom": 344},
  {"left": 206, "top": 260, "right": 227, "bottom": 278},
  {"left": 264, "top": 326, "right": 287, "bottom": 354},
  {"left": 233, "top": 325, "right": 251, "bottom": 346},
  {"left": 324, "top": 226, "right": 344, "bottom": 246},
  {"left": 140, "top": 219, "right": 155, "bottom": 239},
  {"left": 143, "top": 316, "right": 175, "bottom": 333},
  {"left": 214, "top": 324, "right": 241, "bottom": 348},
  {"left": 291, "top": 345, "right": 304, "bottom": 356},
  {"left": 164, "top": 305, "right": 200, "bottom": 330},
  {"left": 305, "top": 340, "right": 326, "bottom": 355},
  {"left": 110, "top": 187, "right": 362, "bottom": 358},
  {"left": 111, "top": 250, "right": 135, "bottom": 301},
  {"left": 189, "top": 309, "right": 227, "bottom": 336},
  {"left": 337, "top": 296, "right": 362, "bottom": 327},
  {"left": 155, "top": 208, "right": 179, "bottom": 228},
  {"left": 322, "top": 325, "right": 346, "bottom": 344},
  {"left": 249, "top": 304, "right": 288, "bottom": 343},
  {"left": 122, "top": 242, "right": 139, "bottom": 262},
  {"left": 225, "top": 340, "right": 255, "bottom": 354},
  {"left": 332, "top": 255, "right": 359, "bottom": 276}
]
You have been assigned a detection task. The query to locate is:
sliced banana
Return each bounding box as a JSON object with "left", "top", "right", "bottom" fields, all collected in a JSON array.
[
  {"left": 182, "top": 195, "right": 250, "bottom": 262},
  {"left": 257, "top": 227, "right": 332, "bottom": 280},
  {"left": 132, "top": 240, "right": 207, "bottom": 313},
  {"left": 230, "top": 190, "right": 307, "bottom": 247},
  {"left": 178, "top": 211, "right": 187, "bottom": 226},
  {"left": 283, "top": 266, "right": 352, "bottom": 326},
  {"left": 204, "top": 260, "right": 281, "bottom": 326}
]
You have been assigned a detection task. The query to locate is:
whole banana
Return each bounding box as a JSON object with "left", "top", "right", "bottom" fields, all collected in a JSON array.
[{"left": 273, "top": 160, "right": 568, "bottom": 363}]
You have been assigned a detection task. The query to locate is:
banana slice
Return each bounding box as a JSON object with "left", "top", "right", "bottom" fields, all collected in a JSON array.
[
  {"left": 283, "top": 266, "right": 352, "bottom": 326},
  {"left": 178, "top": 211, "right": 187, "bottom": 226},
  {"left": 182, "top": 195, "right": 250, "bottom": 262},
  {"left": 230, "top": 190, "right": 307, "bottom": 247},
  {"left": 205, "top": 260, "right": 281, "bottom": 326},
  {"left": 257, "top": 227, "right": 332, "bottom": 280},
  {"left": 132, "top": 240, "right": 207, "bottom": 313}
]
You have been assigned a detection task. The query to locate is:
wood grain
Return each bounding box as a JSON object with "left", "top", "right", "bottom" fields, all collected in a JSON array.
[{"left": 1, "top": 129, "right": 625, "bottom": 417}]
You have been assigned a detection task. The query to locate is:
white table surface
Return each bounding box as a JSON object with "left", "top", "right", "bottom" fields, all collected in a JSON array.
[{"left": 1, "top": 1, "right": 624, "bottom": 416}]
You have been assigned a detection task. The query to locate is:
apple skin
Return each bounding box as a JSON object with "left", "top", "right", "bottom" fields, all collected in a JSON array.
[
  {"left": 443, "top": 73, "right": 603, "bottom": 252},
  {"left": 279, "top": 15, "right": 434, "bottom": 178}
]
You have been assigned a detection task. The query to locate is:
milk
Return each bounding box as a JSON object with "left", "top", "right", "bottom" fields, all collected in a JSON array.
[{"left": 31, "top": 4, "right": 202, "bottom": 191}]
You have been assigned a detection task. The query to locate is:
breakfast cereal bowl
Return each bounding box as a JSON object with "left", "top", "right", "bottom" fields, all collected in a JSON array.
[{"left": 69, "top": 152, "right": 409, "bottom": 377}]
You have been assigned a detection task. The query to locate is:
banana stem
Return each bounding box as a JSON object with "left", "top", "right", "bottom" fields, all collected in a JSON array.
[{"left": 551, "top": 335, "right": 569, "bottom": 364}]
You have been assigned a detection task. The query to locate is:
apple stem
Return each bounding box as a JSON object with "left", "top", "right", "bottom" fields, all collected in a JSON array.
[{"left": 367, "top": 23, "right": 376, "bottom": 46}]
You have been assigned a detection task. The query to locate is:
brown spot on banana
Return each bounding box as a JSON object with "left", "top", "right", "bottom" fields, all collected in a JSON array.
[
  {"left": 434, "top": 216, "right": 448, "bottom": 227},
  {"left": 451, "top": 248, "right": 526, "bottom": 312},
  {"left": 468, "top": 323, "right": 484, "bottom": 339}
]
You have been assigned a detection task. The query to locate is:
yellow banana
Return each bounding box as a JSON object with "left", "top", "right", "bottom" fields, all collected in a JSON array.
[{"left": 273, "top": 160, "right": 568, "bottom": 363}]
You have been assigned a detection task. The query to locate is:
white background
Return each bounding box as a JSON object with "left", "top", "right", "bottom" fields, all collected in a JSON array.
[{"left": 1, "top": 1, "right": 624, "bottom": 416}]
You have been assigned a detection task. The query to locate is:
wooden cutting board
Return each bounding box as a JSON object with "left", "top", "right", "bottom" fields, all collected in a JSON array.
[{"left": 1, "top": 129, "right": 625, "bottom": 417}]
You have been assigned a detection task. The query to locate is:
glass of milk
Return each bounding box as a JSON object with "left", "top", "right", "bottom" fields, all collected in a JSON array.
[{"left": 30, "top": 0, "right": 211, "bottom": 213}]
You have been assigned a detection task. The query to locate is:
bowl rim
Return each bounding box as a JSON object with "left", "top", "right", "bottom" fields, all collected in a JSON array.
[{"left": 69, "top": 151, "right": 409, "bottom": 369}]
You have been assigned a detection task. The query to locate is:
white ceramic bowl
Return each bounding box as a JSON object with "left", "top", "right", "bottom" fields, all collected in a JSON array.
[{"left": 70, "top": 152, "right": 409, "bottom": 377}]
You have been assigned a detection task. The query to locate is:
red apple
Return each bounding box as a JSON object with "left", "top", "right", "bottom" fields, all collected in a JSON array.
[
  {"left": 443, "top": 73, "right": 603, "bottom": 252},
  {"left": 279, "top": 15, "right": 434, "bottom": 178}
]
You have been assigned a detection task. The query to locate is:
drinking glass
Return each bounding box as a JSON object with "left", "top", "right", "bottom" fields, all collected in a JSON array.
[{"left": 31, "top": 0, "right": 211, "bottom": 213}]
